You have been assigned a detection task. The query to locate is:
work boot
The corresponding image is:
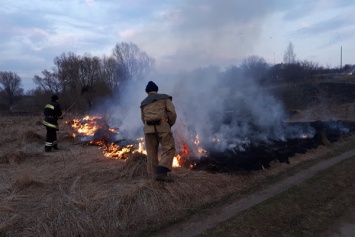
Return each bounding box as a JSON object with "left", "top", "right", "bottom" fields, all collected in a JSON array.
[
  {"left": 155, "top": 173, "right": 174, "bottom": 182},
  {"left": 44, "top": 146, "right": 52, "bottom": 152},
  {"left": 53, "top": 145, "right": 59, "bottom": 150},
  {"left": 155, "top": 166, "right": 173, "bottom": 182}
]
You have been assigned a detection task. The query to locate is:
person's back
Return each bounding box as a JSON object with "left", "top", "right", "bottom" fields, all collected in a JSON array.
[
  {"left": 140, "top": 81, "right": 177, "bottom": 182},
  {"left": 43, "top": 98, "right": 62, "bottom": 128},
  {"left": 42, "top": 95, "right": 63, "bottom": 152}
]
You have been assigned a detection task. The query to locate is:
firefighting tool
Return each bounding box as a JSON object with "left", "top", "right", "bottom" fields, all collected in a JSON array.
[{"left": 62, "top": 86, "right": 91, "bottom": 117}]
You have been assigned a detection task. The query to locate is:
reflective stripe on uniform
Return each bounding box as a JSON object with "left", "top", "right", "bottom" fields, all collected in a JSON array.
[
  {"left": 42, "top": 120, "right": 58, "bottom": 129},
  {"left": 45, "top": 104, "right": 55, "bottom": 110},
  {"left": 45, "top": 142, "right": 53, "bottom": 146}
]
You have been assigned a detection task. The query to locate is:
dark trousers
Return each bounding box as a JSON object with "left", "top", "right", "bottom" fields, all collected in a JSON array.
[{"left": 45, "top": 127, "right": 57, "bottom": 151}]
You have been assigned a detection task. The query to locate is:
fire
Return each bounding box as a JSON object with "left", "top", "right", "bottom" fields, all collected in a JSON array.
[
  {"left": 103, "top": 144, "right": 134, "bottom": 158},
  {"left": 183, "top": 143, "right": 189, "bottom": 154},
  {"left": 70, "top": 115, "right": 119, "bottom": 140},
  {"left": 172, "top": 143, "right": 190, "bottom": 167},
  {"left": 172, "top": 155, "right": 181, "bottom": 167},
  {"left": 69, "top": 115, "right": 206, "bottom": 168},
  {"left": 195, "top": 135, "right": 207, "bottom": 156},
  {"left": 301, "top": 134, "right": 308, "bottom": 139},
  {"left": 69, "top": 115, "right": 142, "bottom": 159}
]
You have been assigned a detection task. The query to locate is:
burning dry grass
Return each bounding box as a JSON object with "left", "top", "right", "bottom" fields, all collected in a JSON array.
[
  {"left": 0, "top": 115, "right": 235, "bottom": 235},
  {"left": 0, "top": 115, "right": 248, "bottom": 236},
  {"left": 0, "top": 115, "right": 355, "bottom": 236}
]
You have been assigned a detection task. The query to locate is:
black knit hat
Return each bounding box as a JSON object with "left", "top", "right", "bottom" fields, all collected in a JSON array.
[
  {"left": 51, "top": 94, "right": 59, "bottom": 101},
  {"left": 145, "top": 81, "right": 158, "bottom": 93}
]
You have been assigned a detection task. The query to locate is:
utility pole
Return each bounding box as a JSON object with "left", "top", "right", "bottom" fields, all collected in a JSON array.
[{"left": 340, "top": 46, "right": 342, "bottom": 69}]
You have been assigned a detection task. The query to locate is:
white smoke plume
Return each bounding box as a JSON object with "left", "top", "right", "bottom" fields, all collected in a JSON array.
[{"left": 107, "top": 66, "right": 316, "bottom": 156}]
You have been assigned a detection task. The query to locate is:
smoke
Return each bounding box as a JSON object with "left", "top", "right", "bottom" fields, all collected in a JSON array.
[
  {"left": 107, "top": 80, "right": 147, "bottom": 140},
  {"left": 169, "top": 67, "right": 286, "bottom": 152},
  {"left": 107, "top": 66, "right": 316, "bottom": 155}
]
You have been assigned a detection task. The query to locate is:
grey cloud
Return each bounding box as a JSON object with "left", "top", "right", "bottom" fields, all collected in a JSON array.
[
  {"left": 322, "top": 30, "right": 355, "bottom": 48},
  {"left": 134, "top": 0, "right": 279, "bottom": 72},
  {"left": 2, "top": 0, "right": 355, "bottom": 91},
  {"left": 277, "top": 0, "right": 355, "bottom": 22},
  {"left": 280, "top": 1, "right": 315, "bottom": 21},
  {"left": 158, "top": 48, "right": 242, "bottom": 73},
  {"left": 0, "top": 11, "right": 53, "bottom": 44},
  {"left": 170, "top": 0, "right": 277, "bottom": 34},
  {"left": 0, "top": 55, "right": 49, "bottom": 90},
  {"left": 293, "top": 14, "right": 354, "bottom": 37}
]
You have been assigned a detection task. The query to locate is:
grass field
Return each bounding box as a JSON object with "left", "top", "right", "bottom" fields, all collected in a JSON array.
[
  {"left": 0, "top": 114, "right": 355, "bottom": 237},
  {"left": 199, "top": 155, "right": 355, "bottom": 237}
]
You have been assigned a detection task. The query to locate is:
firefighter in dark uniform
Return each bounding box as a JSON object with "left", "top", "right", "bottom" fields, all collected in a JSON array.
[
  {"left": 140, "top": 81, "right": 177, "bottom": 182},
  {"left": 42, "top": 94, "right": 63, "bottom": 152}
]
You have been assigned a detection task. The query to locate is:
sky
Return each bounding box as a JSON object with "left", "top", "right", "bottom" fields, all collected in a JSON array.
[{"left": 1, "top": 0, "right": 355, "bottom": 90}]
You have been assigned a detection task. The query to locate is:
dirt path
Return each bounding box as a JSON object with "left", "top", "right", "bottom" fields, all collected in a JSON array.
[
  {"left": 324, "top": 207, "right": 355, "bottom": 237},
  {"left": 152, "top": 149, "right": 355, "bottom": 237}
]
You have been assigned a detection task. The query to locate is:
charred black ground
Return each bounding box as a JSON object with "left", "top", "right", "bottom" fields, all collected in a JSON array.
[{"left": 190, "top": 120, "right": 355, "bottom": 172}]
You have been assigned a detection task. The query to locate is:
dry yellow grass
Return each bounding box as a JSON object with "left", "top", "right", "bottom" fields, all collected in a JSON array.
[{"left": 0, "top": 115, "right": 354, "bottom": 236}]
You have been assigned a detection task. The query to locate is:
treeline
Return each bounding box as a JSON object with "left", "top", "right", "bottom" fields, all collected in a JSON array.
[
  {"left": 0, "top": 41, "right": 353, "bottom": 115},
  {"left": 0, "top": 42, "right": 154, "bottom": 114}
]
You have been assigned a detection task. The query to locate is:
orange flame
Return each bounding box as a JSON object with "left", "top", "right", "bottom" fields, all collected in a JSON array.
[
  {"left": 194, "top": 134, "right": 207, "bottom": 156},
  {"left": 69, "top": 115, "right": 206, "bottom": 167}
]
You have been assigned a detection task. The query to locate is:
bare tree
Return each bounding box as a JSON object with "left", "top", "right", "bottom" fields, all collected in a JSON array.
[
  {"left": 283, "top": 42, "right": 296, "bottom": 64},
  {"left": 281, "top": 60, "right": 321, "bottom": 85},
  {"left": 112, "top": 42, "right": 155, "bottom": 83},
  {"left": 0, "top": 71, "right": 24, "bottom": 107},
  {"left": 30, "top": 42, "right": 155, "bottom": 113},
  {"left": 33, "top": 69, "right": 61, "bottom": 93},
  {"left": 299, "top": 60, "right": 320, "bottom": 78},
  {"left": 241, "top": 55, "right": 269, "bottom": 82},
  {"left": 101, "top": 56, "right": 117, "bottom": 91},
  {"left": 53, "top": 52, "right": 82, "bottom": 93}
]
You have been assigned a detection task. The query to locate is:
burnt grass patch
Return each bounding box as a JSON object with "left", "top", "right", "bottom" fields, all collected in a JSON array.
[{"left": 191, "top": 120, "right": 355, "bottom": 173}]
